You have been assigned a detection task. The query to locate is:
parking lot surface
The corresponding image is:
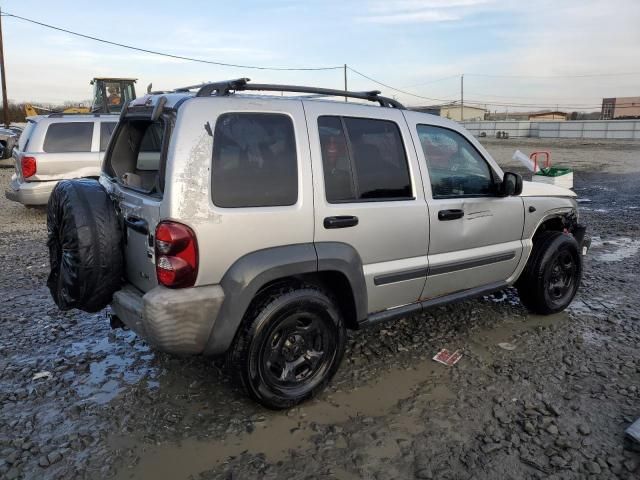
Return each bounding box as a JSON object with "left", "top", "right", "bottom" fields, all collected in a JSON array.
[{"left": 1, "top": 138, "right": 639, "bottom": 479}]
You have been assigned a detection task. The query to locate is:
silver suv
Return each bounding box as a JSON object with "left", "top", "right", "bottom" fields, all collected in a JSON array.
[
  {"left": 6, "top": 114, "right": 117, "bottom": 205},
  {"left": 46, "top": 79, "right": 589, "bottom": 409}
]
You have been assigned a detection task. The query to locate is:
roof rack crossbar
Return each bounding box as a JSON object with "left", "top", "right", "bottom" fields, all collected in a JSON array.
[
  {"left": 195, "top": 78, "right": 251, "bottom": 98},
  {"left": 194, "top": 79, "right": 404, "bottom": 109}
]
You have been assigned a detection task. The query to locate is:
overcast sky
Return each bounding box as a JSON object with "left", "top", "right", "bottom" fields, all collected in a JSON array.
[{"left": 2, "top": 0, "right": 639, "bottom": 111}]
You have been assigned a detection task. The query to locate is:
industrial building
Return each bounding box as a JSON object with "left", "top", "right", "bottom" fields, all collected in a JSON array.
[
  {"left": 601, "top": 96, "right": 640, "bottom": 119},
  {"left": 412, "top": 103, "right": 487, "bottom": 121},
  {"left": 527, "top": 111, "right": 568, "bottom": 121}
]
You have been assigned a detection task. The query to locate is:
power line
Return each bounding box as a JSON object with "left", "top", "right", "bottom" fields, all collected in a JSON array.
[
  {"left": 402, "top": 75, "right": 461, "bottom": 88},
  {"left": 1, "top": 11, "right": 343, "bottom": 71},
  {"left": 347, "top": 68, "right": 602, "bottom": 110},
  {"left": 347, "top": 67, "right": 453, "bottom": 103}
]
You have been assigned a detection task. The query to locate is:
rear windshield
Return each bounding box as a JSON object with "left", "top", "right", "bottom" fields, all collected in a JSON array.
[
  {"left": 43, "top": 122, "right": 94, "bottom": 153},
  {"left": 106, "top": 118, "right": 166, "bottom": 194}
]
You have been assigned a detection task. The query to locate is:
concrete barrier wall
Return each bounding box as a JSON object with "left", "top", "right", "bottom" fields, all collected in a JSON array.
[{"left": 460, "top": 120, "right": 640, "bottom": 140}]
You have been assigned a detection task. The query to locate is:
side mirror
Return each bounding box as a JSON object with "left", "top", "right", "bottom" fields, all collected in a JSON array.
[{"left": 501, "top": 171, "right": 523, "bottom": 196}]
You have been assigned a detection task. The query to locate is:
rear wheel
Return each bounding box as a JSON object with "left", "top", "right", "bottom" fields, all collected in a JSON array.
[
  {"left": 517, "top": 231, "right": 582, "bottom": 315},
  {"left": 228, "top": 286, "right": 346, "bottom": 409}
]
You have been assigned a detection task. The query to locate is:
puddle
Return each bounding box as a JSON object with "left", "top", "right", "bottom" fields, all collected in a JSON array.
[
  {"left": 581, "top": 207, "right": 610, "bottom": 213},
  {"left": 465, "top": 313, "right": 567, "bottom": 363},
  {"left": 113, "top": 360, "right": 450, "bottom": 480},
  {"left": 590, "top": 237, "right": 640, "bottom": 262},
  {"left": 65, "top": 333, "right": 157, "bottom": 405}
]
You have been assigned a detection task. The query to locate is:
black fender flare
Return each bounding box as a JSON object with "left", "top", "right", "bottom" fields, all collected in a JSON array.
[{"left": 203, "top": 242, "right": 367, "bottom": 356}]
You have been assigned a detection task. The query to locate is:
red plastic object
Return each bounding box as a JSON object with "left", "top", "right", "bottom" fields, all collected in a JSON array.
[{"left": 530, "top": 151, "right": 552, "bottom": 171}]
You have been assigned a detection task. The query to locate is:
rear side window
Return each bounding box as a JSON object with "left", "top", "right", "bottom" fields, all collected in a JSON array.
[
  {"left": 318, "top": 116, "right": 412, "bottom": 202},
  {"left": 212, "top": 113, "right": 297, "bottom": 208},
  {"left": 43, "top": 122, "right": 93, "bottom": 153},
  {"left": 99, "top": 122, "right": 117, "bottom": 151}
]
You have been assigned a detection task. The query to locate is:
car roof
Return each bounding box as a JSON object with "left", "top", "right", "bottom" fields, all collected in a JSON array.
[
  {"left": 129, "top": 91, "right": 417, "bottom": 113},
  {"left": 128, "top": 92, "right": 457, "bottom": 130}
]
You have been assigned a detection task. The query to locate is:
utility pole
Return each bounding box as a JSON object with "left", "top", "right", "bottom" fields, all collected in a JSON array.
[
  {"left": 0, "top": 8, "right": 10, "bottom": 127},
  {"left": 460, "top": 74, "right": 464, "bottom": 122},
  {"left": 344, "top": 64, "right": 348, "bottom": 102}
]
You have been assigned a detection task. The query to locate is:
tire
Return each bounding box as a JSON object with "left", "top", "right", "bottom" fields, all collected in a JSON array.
[
  {"left": 228, "top": 286, "right": 347, "bottom": 409},
  {"left": 46, "top": 179, "right": 123, "bottom": 313},
  {"left": 516, "top": 231, "right": 582, "bottom": 315}
]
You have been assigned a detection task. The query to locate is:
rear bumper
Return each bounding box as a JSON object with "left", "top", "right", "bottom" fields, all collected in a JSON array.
[
  {"left": 111, "top": 283, "right": 225, "bottom": 355},
  {"left": 5, "top": 177, "right": 58, "bottom": 205}
]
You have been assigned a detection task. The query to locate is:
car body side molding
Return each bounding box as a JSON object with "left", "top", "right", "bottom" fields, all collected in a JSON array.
[{"left": 363, "top": 281, "right": 508, "bottom": 326}]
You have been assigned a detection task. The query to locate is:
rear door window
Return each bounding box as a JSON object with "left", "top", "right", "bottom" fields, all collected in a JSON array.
[
  {"left": 99, "top": 122, "right": 117, "bottom": 151},
  {"left": 318, "top": 116, "right": 412, "bottom": 202},
  {"left": 43, "top": 122, "right": 94, "bottom": 153},
  {"left": 212, "top": 113, "right": 297, "bottom": 208}
]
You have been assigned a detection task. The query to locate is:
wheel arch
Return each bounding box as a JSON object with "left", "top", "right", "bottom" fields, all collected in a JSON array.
[{"left": 203, "top": 242, "right": 367, "bottom": 356}]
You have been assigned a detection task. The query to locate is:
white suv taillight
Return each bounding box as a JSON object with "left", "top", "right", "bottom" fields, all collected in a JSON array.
[
  {"left": 155, "top": 221, "right": 198, "bottom": 288},
  {"left": 21, "top": 156, "right": 37, "bottom": 178}
]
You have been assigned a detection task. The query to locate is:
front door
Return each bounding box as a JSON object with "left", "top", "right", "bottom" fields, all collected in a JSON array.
[
  {"left": 304, "top": 101, "right": 429, "bottom": 314},
  {"left": 404, "top": 116, "right": 525, "bottom": 299}
]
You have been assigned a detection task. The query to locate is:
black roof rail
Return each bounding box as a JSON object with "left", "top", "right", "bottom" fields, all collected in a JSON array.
[
  {"left": 193, "top": 78, "right": 405, "bottom": 109},
  {"left": 47, "top": 112, "right": 114, "bottom": 118}
]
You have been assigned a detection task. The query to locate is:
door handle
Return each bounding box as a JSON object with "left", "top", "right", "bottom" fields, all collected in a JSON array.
[
  {"left": 124, "top": 216, "right": 149, "bottom": 235},
  {"left": 324, "top": 215, "right": 359, "bottom": 229},
  {"left": 438, "top": 209, "right": 464, "bottom": 221}
]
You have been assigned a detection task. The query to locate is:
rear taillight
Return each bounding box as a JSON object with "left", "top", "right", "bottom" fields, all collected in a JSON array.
[
  {"left": 155, "top": 221, "right": 198, "bottom": 288},
  {"left": 21, "top": 156, "right": 37, "bottom": 178}
]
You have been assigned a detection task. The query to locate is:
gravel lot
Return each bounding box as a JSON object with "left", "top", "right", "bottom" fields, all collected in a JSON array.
[{"left": 1, "top": 138, "right": 639, "bottom": 480}]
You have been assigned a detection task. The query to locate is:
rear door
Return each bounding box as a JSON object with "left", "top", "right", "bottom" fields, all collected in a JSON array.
[
  {"left": 105, "top": 117, "right": 167, "bottom": 292},
  {"left": 304, "top": 101, "right": 429, "bottom": 314},
  {"left": 404, "top": 113, "right": 525, "bottom": 299}
]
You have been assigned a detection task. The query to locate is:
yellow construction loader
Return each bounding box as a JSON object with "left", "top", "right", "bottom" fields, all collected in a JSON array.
[{"left": 24, "top": 77, "right": 137, "bottom": 117}]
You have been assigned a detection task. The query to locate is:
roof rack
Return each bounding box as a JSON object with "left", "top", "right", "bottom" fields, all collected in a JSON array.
[
  {"left": 191, "top": 78, "right": 405, "bottom": 109},
  {"left": 47, "top": 112, "right": 112, "bottom": 118}
]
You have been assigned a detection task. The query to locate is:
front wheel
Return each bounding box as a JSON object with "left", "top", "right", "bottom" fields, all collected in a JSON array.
[
  {"left": 228, "top": 286, "right": 346, "bottom": 409},
  {"left": 517, "top": 231, "right": 582, "bottom": 315}
]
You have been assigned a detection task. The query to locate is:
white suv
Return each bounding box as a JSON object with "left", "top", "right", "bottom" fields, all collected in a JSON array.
[
  {"left": 45, "top": 79, "right": 589, "bottom": 408},
  {"left": 6, "top": 114, "right": 117, "bottom": 205}
]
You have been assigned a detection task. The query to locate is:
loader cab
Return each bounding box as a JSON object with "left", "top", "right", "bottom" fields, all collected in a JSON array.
[{"left": 91, "top": 78, "right": 137, "bottom": 114}]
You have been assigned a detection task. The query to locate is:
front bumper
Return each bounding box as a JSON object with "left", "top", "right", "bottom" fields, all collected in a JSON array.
[
  {"left": 111, "top": 283, "right": 225, "bottom": 354},
  {"left": 5, "top": 177, "right": 58, "bottom": 205}
]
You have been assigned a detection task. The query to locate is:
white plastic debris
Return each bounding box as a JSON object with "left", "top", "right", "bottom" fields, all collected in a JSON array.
[
  {"left": 497, "top": 342, "right": 517, "bottom": 351},
  {"left": 626, "top": 418, "right": 640, "bottom": 443},
  {"left": 32, "top": 371, "right": 52, "bottom": 381},
  {"left": 512, "top": 150, "right": 538, "bottom": 172}
]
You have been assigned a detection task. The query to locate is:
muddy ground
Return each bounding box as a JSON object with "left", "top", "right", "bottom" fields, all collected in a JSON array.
[{"left": 1, "top": 138, "right": 639, "bottom": 480}]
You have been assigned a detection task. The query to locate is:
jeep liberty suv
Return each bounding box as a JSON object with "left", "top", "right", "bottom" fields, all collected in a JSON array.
[{"left": 46, "top": 78, "right": 590, "bottom": 409}]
